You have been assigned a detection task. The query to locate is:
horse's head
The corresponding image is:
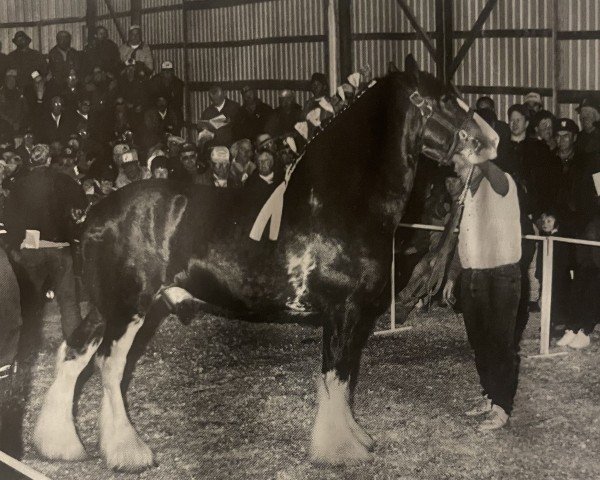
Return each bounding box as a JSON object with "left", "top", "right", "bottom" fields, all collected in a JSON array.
[{"left": 401, "top": 54, "right": 499, "bottom": 166}]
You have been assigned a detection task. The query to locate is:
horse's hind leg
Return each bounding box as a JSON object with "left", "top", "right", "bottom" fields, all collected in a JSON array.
[
  {"left": 97, "top": 314, "right": 156, "bottom": 472},
  {"left": 33, "top": 308, "right": 104, "bottom": 460},
  {"left": 311, "top": 299, "right": 375, "bottom": 465}
]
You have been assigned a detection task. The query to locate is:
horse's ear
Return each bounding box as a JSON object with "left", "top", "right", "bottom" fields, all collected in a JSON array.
[
  {"left": 388, "top": 61, "right": 400, "bottom": 74},
  {"left": 404, "top": 54, "right": 419, "bottom": 80}
]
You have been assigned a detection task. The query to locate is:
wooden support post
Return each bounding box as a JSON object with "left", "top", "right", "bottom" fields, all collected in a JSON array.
[
  {"left": 131, "top": 0, "right": 142, "bottom": 27},
  {"left": 443, "top": 0, "right": 453, "bottom": 83},
  {"left": 86, "top": 0, "right": 97, "bottom": 44},
  {"left": 103, "top": 0, "right": 127, "bottom": 43},
  {"left": 337, "top": 0, "right": 352, "bottom": 81},
  {"left": 448, "top": 0, "right": 498, "bottom": 78},
  {"left": 552, "top": 0, "right": 560, "bottom": 114},
  {"left": 182, "top": 0, "right": 192, "bottom": 140}
]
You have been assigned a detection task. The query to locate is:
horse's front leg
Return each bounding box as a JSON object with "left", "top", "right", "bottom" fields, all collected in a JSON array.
[{"left": 310, "top": 297, "right": 375, "bottom": 465}]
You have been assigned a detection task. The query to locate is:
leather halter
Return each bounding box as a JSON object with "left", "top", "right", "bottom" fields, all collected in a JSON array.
[{"left": 409, "top": 90, "right": 477, "bottom": 164}]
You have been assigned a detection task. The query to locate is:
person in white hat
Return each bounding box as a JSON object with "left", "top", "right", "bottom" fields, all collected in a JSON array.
[
  {"left": 119, "top": 24, "right": 154, "bottom": 73},
  {"left": 148, "top": 60, "right": 184, "bottom": 124}
]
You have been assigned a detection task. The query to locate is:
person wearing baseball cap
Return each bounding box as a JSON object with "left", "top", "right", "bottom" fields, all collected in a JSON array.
[
  {"left": 3, "top": 142, "right": 88, "bottom": 341},
  {"left": 7, "top": 30, "right": 47, "bottom": 88},
  {"left": 148, "top": 60, "right": 184, "bottom": 126},
  {"left": 119, "top": 24, "right": 154, "bottom": 73}
]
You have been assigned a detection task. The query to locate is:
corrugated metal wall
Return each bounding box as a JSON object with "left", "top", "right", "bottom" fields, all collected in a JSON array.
[
  {"left": 351, "top": 0, "right": 438, "bottom": 77},
  {"left": 0, "top": 0, "right": 86, "bottom": 56}
]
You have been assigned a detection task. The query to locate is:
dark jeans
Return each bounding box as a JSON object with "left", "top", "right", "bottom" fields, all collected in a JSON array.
[
  {"left": 17, "top": 247, "right": 82, "bottom": 340},
  {"left": 461, "top": 263, "right": 521, "bottom": 415},
  {"left": 0, "top": 247, "right": 21, "bottom": 368},
  {"left": 569, "top": 267, "right": 600, "bottom": 334}
]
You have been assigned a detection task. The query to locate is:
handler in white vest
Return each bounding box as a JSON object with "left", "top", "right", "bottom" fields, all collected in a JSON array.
[{"left": 444, "top": 153, "right": 522, "bottom": 431}]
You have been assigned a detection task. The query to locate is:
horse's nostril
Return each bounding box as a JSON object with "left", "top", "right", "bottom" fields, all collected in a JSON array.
[{"left": 459, "top": 130, "right": 468, "bottom": 141}]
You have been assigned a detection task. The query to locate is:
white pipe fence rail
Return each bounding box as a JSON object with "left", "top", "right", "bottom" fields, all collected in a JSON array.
[{"left": 379, "top": 222, "right": 600, "bottom": 357}]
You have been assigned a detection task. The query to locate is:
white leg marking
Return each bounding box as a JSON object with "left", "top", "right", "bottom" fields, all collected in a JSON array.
[
  {"left": 98, "top": 316, "right": 156, "bottom": 472},
  {"left": 33, "top": 339, "right": 100, "bottom": 461},
  {"left": 310, "top": 371, "right": 373, "bottom": 465}
]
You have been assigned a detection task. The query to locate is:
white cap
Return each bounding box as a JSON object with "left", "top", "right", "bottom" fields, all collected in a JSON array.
[
  {"left": 31, "top": 71, "right": 41, "bottom": 80},
  {"left": 161, "top": 61, "right": 173, "bottom": 70}
]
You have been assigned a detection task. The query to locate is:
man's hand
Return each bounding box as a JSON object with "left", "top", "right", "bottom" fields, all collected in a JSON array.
[{"left": 442, "top": 280, "right": 456, "bottom": 306}]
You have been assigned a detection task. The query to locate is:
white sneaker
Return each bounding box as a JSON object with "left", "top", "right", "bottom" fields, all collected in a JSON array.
[
  {"left": 478, "top": 405, "right": 509, "bottom": 432},
  {"left": 568, "top": 330, "right": 591, "bottom": 349},
  {"left": 556, "top": 329, "right": 576, "bottom": 347},
  {"left": 465, "top": 395, "right": 492, "bottom": 417}
]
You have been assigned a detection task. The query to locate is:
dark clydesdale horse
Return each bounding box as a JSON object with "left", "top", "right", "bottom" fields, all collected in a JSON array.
[{"left": 33, "top": 56, "right": 499, "bottom": 471}]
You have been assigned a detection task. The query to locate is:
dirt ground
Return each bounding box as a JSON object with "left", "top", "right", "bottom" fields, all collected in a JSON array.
[{"left": 13, "top": 301, "right": 600, "bottom": 480}]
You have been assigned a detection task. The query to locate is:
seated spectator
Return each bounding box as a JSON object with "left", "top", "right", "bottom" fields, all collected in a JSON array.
[
  {"left": 199, "top": 85, "right": 241, "bottom": 149},
  {"left": 118, "top": 59, "right": 150, "bottom": 110},
  {"left": 476, "top": 96, "right": 510, "bottom": 144},
  {"left": 148, "top": 61, "right": 184, "bottom": 122},
  {"left": 48, "top": 68, "right": 85, "bottom": 113},
  {"left": 255, "top": 133, "right": 276, "bottom": 155},
  {"left": 49, "top": 140, "right": 64, "bottom": 164},
  {"left": 557, "top": 194, "right": 600, "bottom": 349},
  {"left": 149, "top": 155, "right": 169, "bottom": 179},
  {"left": 198, "top": 146, "right": 232, "bottom": 188},
  {"left": 84, "top": 65, "right": 118, "bottom": 113},
  {"left": 24, "top": 70, "right": 47, "bottom": 111},
  {"left": 243, "top": 150, "right": 281, "bottom": 234},
  {"left": 172, "top": 143, "right": 203, "bottom": 184},
  {"left": 7, "top": 31, "right": 47, "bottom": 90},
  {"left": 0, "top": 69, "right": 28, "bottom": 137},
  {"left": 15, "top": 130, "right": 34, "bottom": 164},
  {"left": 303, "top": 72, "right": 329, "bottom": 117},
  {"left": 83, "top": 26, "right": 121, "bottom": 77},
  {"left": 1, "top": 151, "right": 26, "bottom": 191},
  {"left": 119, "top": 25, "right": 154, "bottom": 74},
  {"left": 48, "top": 31, "right": 82, "bottom": 88},
  {"left": 36, "top": 96, "right": 76, "bottom": 145},
  {"left": 532, "top": 110, "right": 557, "bottom": 151},
  {"left": 115, "top": 148, "right": 150, "bottom": 189},
  {"left": 235, "top": 86, "right": 273, "bottom": 141},
  {"left": 265, "top": 89, "right": 303, "bottom": 137},
  {"left": 135, "top": 107, "right": 164, "bottom": 161},
  {"left": 153, "top": 95, "right": 181, "bottom": 135},
  {"left": 51, "top": 146, "right": 80, "bottom": 182},
  {"left": 229, "top": 139, "right": 256, "bottom": 187}
]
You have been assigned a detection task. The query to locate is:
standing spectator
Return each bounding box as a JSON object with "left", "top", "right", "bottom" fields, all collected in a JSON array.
[
  {"left": 575, "top": 96, "right": 600, "bottom": 159},
  {"left": 148, "top": 61, "right": 184, "bottom": 121},
  {"left": 235, "top": 86, "right": 273, "bottom": 141},
  {"left": 119, "top": 25, "right": 154, "bottom": 74},
  {"left": 36, "top": 96, "right": 75, "bottom": 145},
  {"left": 48, "top": 31, "right": 81, "bottom": 88},
  {"left": 7, "top": 31, "right": 47, "bottom": 90},
  {"left": 0, "top": 41, "right": 8, "bottom": 80},
  {"left": 82, "top": 26, "right": 121, "bottom": 76},
  {"left": 265, "top": 89, "right": 303, "bottom": 137},
  {"left": 4, "top": 143, "right": 87, "bottom": 340},
  {"left": 244, "top": 150, "right": 281, "bottom": 235},
  {"left": 0, "top": 69, "right": 28, "bottom": 137},
  {"left": 199, "top": 85, "right": 241, "bottom": 148},
  {"left": 532, "top": 110, "right": 557, "bottom": 152},
  {"left": 118, "top": 59, "right": 150, "bottom": 109},
  {"left": 476, "top": 96, "right": 511, "bottom": 144},
  {"left": 303, "top": 72, "right": 329, "bottom": 116},
  {"left": 556, "top": 195, "right": 600, "bottom": 349},
  {"left": 523, "top": 91, "right": 543, "bottom": 137},
  {"left": 153, "top": 95, "right": 181, "bottom": 135},
  {"left": 443, "top": 154, "right": 522, "bottom": 431},
  {"left": 553, "top": 118, "right": 581, "bottom": 225},
  {"left": 84, "top": 66, "right": 118, "bottom": 113}
]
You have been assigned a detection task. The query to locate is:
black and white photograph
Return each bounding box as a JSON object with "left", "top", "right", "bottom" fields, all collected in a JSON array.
[{"left": 0, "top": 0, "right": 600, "bottom": 479}]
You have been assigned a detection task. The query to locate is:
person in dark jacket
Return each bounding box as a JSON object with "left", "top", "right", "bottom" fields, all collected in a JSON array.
[
  {"left": 235, "top": 86, "right": 273, "bottom": 141},
  {"left": 82, "top": 26, "right": 121, "bottom": 76},
  {"left": 7, "top": 31, "right": 47, "bottom": 90},
  {"left": 147, "top": 61, "right": 184, "bottom": 121},
  {"left": 48, "top": 31, "right": 82, "bottom": 88},
  {"left": 199, "top": 85, "right": 241, "bottom": 148},
  {"left": 4, "top": 143, "right": 87, "bottom": 340},
  {"left": 35, "top": 96, "right": 76, "bottom": 145}
]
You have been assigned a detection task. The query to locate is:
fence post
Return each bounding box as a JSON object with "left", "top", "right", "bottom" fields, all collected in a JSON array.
[
  {"left": 390, "top": 229, "right": 396, "bottom": 331},
  {"left": 539, "top": 237, "right": 553, "bottom": 355}
]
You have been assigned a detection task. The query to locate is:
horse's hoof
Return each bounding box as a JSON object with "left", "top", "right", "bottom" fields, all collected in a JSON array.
[
  {"left": 103, "top": 427, "right": 156, "bottom": 472},
  {"left": 310, "top": 440, "right": 373, "bottom": 466}
]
